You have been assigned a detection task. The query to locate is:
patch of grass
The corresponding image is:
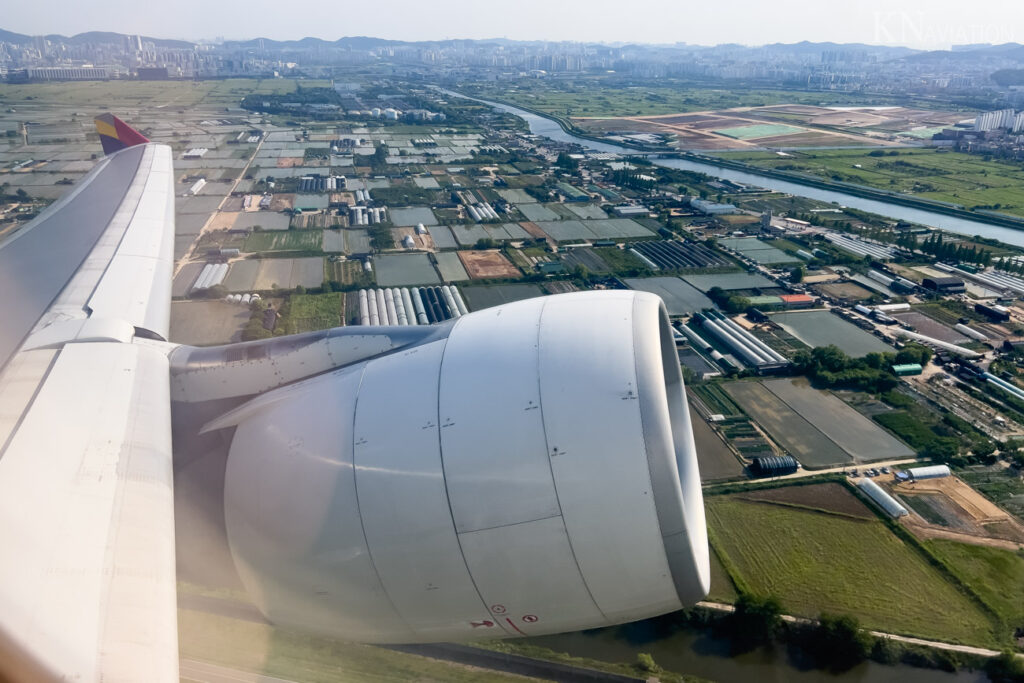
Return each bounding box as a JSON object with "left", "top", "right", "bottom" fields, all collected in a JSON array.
[
  {"left": 925, "top": 540, "right": 1024, "bottom": 629},
  {"left": 244, "top": 230, "right": 324, "bottom": 253},
  {"left": 719, "top": 147, "right": 1024, "bottom": 219},
  {"left": 706, "top": 495, "right": 998, "bottom": 646},
  {"left": 281, "top": 292, "right": 344, "bottom": 334}
]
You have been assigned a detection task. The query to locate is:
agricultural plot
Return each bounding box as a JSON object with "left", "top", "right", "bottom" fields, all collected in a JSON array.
[
  {"left": 460, "top": 284, "right": 546, "bottom": 311},
  {"left": 374, "top": 254, "right": 440, "bottom": 287},
  {"left": 707, "top": 494, "right": 999, "bottom": 646},
  {"left": 516, "top": 203, "right": 561, "bottom": 222},
  {"left": 891, "top": 311, "right": 968, "bottom": 344},
  {"left": 169, "top": 301, "right": 250, "bottom": 346},
  {"left": 717, "top": 147, "right": 1024, "bottom": 218},
  {"left": 434, "top": 252, "right": 470, "bottom": 282},
  {"left": 243, "top": 230, "right": 323, "bottom": 253},
  {"left": 689, "top": 407, "right": 744, "bottom": 482},
  {"left": 457, "top": 250, "right": 522, "bottom": 280},
  {"left": 533, "top": 219, "right": 654, "bottom": 242},
  {"left": 559, "top": 248, "right": 611, "bottom": 273},
  {"left": 234, "top": 212, "right": 291, "bottom": 231},
  {"left": 427, "top": 225, "right": 458, "bottom": 250},
  {"left": 497, "top": 189, "right": 535, "bottom": 204},
  {"left": 389, "top": 207, "right": 438, "bottom": 226},
  {"left": 924, "top": 540, "right": 1024, "bottom": 629},
  {"left": 682, "top": 272, "right": 776, "bottom": 292},
  {"left": 622, "top": 277, "right": 713, "bottom": 316},
  {"left": 762, "top": 378, "right": 914, "bottom": 462},
  {"left": 713, "top": 123, "right": 804, "bottom": 140},
  {"left": 724, "top": 381, "right": 851, "bottom": 468},
  {"left": 719, "top": 237, "right": 799, "bottom": 265},
  {"left": 630, "top": 240, "right": 732, "bottom": 270},
  {"left": 254, "top": 258, "right": 323, "bottom": 290},
  {"left": 450, "top": 223, "right": 532, "bottom": 246},
  {"left": 281, "top": 292, "right": 344, "bottom": 334},
  {"left": 770, "top": 310, "right": 892, "bottom": 356},
  {"left": 412, "top": 177, "right": 440, "bottom": 189},
  {"left": 565, "top": 204, "right": 609, "bottom": 220}
]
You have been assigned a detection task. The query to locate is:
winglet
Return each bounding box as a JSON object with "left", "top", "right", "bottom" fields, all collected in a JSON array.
[{"left": 94, "top": 114, "right": 149, "bottom": 156}]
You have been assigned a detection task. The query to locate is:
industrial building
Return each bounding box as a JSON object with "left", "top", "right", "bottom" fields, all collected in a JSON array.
[
  {"left": 921, "top": 276, "right": 966, "bottom": 294},
  {"left": 689, "top": 198, "right": 737, "bottom": 215},
  {"left": 357, "top": 286, "right": 468, "bottom": 326}
]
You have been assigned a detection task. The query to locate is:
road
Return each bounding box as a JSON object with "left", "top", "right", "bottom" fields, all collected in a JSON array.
[
  {"left": 703, "top": 457, "right": 919, "bottom": 489},
  {"left": 173, "top": 132, "right": 267, "bottom": 276}
]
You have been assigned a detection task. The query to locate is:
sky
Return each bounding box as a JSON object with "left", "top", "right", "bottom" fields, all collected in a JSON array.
[{"left": 6, "top": 0, "right": 1024, "bottom": 50}]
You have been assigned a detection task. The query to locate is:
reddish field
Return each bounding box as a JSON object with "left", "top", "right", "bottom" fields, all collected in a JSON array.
[
  {"left": 737, "top": 482, "right": 875, "bottom": 519},
  {"left": 457, "top": 250, "right": 521, "bottom": 280}
]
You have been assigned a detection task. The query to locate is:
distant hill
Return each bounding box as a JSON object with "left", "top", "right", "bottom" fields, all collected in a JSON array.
[{"left": 0, "top": 28, "right": 32, "bottom": 45}]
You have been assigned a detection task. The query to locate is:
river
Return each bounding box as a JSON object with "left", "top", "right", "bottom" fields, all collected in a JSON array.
[{"left": 449, "top": 90, "right": 1024, "bottom": 248}]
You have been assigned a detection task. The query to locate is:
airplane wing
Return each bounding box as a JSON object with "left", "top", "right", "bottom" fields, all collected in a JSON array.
[{"left": 0, "top": 116, "right": 178, "bottom": 681}]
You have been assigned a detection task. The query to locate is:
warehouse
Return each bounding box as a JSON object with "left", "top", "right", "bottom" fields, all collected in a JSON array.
[{"left": 922, "top": 276, "right": 966, "bottom": 294}]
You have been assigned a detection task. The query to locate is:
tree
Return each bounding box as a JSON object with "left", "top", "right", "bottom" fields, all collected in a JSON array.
[
  {"left": 810, "top": 613, "right": 873, "bottom": 672},
  {"left": 789, "top": 266, "right": 805, "bottom": 283},
  {"left": 726, "top": 593, "right": 782, "bottom": 650}
]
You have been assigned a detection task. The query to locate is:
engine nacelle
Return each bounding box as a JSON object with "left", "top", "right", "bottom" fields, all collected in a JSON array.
[{"left": 219, "top": 291, "right": 708, "bottom": 643}]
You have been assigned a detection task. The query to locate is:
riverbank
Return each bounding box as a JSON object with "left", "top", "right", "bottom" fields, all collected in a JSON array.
[{"left": 453, "top": 88, "right": 1024, "bottom": 243}]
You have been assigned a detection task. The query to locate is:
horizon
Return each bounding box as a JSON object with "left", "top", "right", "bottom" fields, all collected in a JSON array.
[{"left": 6, "top": 0, "right": 1024, "bottom": 51}]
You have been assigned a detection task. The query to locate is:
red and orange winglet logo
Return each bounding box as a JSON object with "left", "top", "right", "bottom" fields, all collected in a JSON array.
[{"left": 94, "top": 113, "right": 149, "bottom": 156}]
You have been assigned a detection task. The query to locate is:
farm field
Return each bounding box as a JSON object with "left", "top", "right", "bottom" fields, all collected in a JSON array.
[
  {"left": 243, "top": 230, "right": 324, "bottom": 253},
  {"left": 706, "top": 491, "right": 999, "bottom": 646},
  {"left": 924, "top": 539, "right": 1024, "bottom": 629},
  {"left": 457, "top": 250, "right": 522, "bottom": 280},
  {"left": 280, "top": 292, "right": 344, "bottom": 334},
  {"left": 723, "top": 381, "right": 851, "bottom": 468},
  {"left": 460, "top": 284, "right": 545, "bottom": 311},
  {"left": 716, "top": 147, "right": 1024, "bottom": 218},
  {"left": 770, "top": 310, "right": 892, "bottom": 357},
  {"left": 762, "top": 378, "right": 914, "bottom": 462},
  {"left": 622, "top": 277, "right": 713, "bottom": 316},
  {"left": 689, "top": 406, "right": 744, "bottom": 482},
  {"left": 959, "top": 467, "right": 1024, "bottom": 520}
]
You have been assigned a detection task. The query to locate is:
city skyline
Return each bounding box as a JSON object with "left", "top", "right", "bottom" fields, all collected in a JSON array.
[{"left": 6, "top": 0, "right": 1024, "bottom": 50}]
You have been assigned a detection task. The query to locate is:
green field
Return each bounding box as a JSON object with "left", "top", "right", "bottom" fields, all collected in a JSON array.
[
  {"left": 0, "top": 78, "right": 313, "bottom": 108},
  {"left": 714, "top": 124, "right": 803, "bottom": 140},
  {"left": 281, "top": 292, "right": 344, "bottom": 334},
  {"left": 706, "top": 495, "right": 999, "bottom": 646},
  {"left": 925, "top": 539, "right": 1024, "bottom": 629},
  {"left": 243, "top": 230, "right": 323, "bottom": 253},
  {"left": 465, "top": 81, "right": 911, "bottom": 119},
  {"left": 717, "top": 148, "right": 1024, "bottom": 218}
]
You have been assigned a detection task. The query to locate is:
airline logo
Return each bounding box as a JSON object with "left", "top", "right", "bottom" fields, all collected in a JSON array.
[{"left": 94, "top": 113, "right": 149, "bottom": 156}]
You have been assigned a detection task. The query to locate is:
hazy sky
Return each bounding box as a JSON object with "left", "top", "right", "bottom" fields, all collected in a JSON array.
[{"left": 7, "top": 0, "right": 1024, "bottom": 50}]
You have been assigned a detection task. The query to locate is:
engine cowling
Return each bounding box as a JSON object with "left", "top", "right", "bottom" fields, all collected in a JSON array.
[{"left": 221, "top": 290, "right": 708, "bottom": 643}]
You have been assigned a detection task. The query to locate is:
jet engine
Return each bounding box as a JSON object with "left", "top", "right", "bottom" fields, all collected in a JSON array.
[{"left": 210, "top": 291, "right": 708, "bottom": 642}]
